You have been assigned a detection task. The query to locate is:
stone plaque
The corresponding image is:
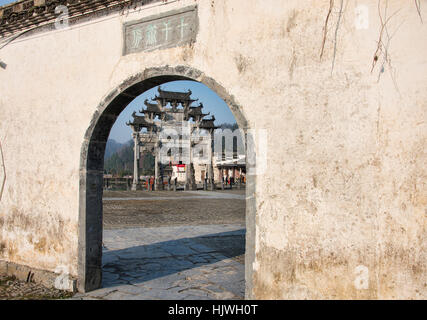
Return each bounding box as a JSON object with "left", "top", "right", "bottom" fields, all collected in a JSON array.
[{"left": 123, "top": 6, "right": 198, "bottom": 55}]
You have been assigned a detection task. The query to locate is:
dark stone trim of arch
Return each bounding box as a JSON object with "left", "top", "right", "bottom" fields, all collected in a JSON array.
[{"left": 78, "top": 65, "right": 256, "bottom": 297}]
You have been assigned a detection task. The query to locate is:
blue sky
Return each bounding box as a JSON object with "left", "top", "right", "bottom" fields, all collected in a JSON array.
[
  {"left": 0, "top": 0, "right": 14, "bottom": 6},
  {"left": 109, "top": 80, "right": 237, "bottom": 143}
]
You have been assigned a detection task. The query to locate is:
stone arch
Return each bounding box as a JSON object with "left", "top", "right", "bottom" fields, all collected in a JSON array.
[{"left": 78, "top": 65, "right": 256, "bottom": 295}]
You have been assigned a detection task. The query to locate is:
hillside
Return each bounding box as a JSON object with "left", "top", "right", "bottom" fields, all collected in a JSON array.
[
  {"left": 104, "top": 140, "right": 154, "bottom": 176},
  {"left": 104, "top": 139, "right": 125, "bottom": 160}
]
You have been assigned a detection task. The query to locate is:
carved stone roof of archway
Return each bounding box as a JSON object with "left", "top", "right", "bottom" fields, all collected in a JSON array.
[
  {"left": 142, "top": 99, "right": 163, "bottom": 114},
  {"left": 199, "top": 116, "right": 218, "bottom": 130},
  {"left": 188, "top": 105, "right": 208, "bottom": 117},
  {"left": 126, "top": 112, "right": 155, "bottom": 130},
  {"left": 155, "top": 86, "right": 195, "bottom": 102},
  {"left": 129, "top": 89, "right": 218, "bottom": 132}
]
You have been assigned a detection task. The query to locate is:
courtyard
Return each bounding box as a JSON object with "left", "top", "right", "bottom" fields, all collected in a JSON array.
[{"left": 71, "top": 189, "right": 246, "bottom": 300}]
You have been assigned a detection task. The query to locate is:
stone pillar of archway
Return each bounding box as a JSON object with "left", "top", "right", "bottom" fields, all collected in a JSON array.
[
  {"left": 209, "top": 130, "right": 215, "bottom": 191},
  {"left": 154, "top": 144, "right": 160, "bottom": 191},
  {"left": 184, "top": 140, "right": 197, "bottom": 190},
  {"left": 131, "top": 131, "right": 140, "bottom": 191}
]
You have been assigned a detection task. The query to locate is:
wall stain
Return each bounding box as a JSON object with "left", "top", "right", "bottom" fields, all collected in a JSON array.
[
  {"left": 286, "top": 10, "right": 299, "bottom": 33},
  {"left": 1, "top": 205, "right": 71, "bottom": 265},
  {"left": 289, "top": 50, "right": 297, "bottom": 80},
  {"left": 34, "top": 237, "right": 47, "bottom": 254},
  {"left": 234, "top": 54, "right": 252, "bottom": 74}
]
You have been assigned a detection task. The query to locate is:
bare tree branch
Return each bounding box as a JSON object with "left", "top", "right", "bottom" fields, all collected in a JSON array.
[
  {"left": 372, "top": 0, "right": 403, "bottom": 97},
  {"left": 371, "top": 0, "right": 401, "bottom": 73},
  {"left": 0, "top": 139, "right": 5, "bottom": 202},
  {"left": 331, "top": 0, "right": 344, "bottom": 75},
  {"left": 320, "top": 0, "right": 334, "bottom": 60},
  {"left": 415, "top": 0, "right": 423, "bottom": 23}
]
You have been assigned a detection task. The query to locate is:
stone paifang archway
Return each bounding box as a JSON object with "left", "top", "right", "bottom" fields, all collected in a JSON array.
[{"left": 78, "top": 65, "right": 256, "bottom": 293}]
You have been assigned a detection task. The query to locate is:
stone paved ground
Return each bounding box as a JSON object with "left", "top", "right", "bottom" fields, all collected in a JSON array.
[
  {"left": 103, "top": 190, "right": 245, "bottom": 229},
  {"left": 71, "top": 224, "right": 245, "bottom": 300},
  {"left": 72, "top": 189, "right": 246, "bottom": 300}
]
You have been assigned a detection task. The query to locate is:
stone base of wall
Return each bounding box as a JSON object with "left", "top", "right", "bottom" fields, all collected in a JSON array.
[{"left": 0, "top": 260, "right": 77, "bottom": 293}]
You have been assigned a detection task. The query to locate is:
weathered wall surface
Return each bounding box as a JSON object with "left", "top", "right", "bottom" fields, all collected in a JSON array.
[{"left": 0, "top": 0, "right": 425, "bottom": 298}]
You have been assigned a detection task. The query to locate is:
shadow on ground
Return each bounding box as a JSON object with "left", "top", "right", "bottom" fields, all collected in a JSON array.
[{"left": 101, "top": 229, "right": 246, "bottom": 289}]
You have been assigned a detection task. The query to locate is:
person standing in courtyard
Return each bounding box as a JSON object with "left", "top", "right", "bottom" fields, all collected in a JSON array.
[{"left": 149, "top": 176, "right": 154, "bottom": 191}]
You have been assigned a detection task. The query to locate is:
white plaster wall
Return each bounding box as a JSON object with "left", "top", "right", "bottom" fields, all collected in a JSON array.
[{"left": 0, "top": 0, "right": 426, "bottom": 299}]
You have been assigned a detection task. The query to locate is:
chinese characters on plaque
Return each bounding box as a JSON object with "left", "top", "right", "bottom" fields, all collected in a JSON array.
[{"left": 124, "top": 6, "right": 198, "bottom": 55}]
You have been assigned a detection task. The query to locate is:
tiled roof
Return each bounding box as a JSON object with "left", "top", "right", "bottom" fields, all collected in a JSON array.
[
  {"left": 0, "top": 0, "right": 160, "bottom": 38},
  {"left": 188, "top": 106, "right": 208, "bottom": 116},
  {"left": 199, "top": 116, "right": 218, "bottom": 129},
  {"left": 126, "top": 112, "right": 155, "bottom": 129},
  {"left": 143, "top": 100, "right": 163, "bottom": 114},
  {"left": 155, "top": 86, "right": 193, "bottom": 101}
]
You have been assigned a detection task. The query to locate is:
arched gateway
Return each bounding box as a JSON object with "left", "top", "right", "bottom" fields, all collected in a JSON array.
[
  {"left": 0, "top": 0, "right": 426, "bottom": 299},
  {"left": 79, "top": 67, "right": 255, "bottom": 292}
]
